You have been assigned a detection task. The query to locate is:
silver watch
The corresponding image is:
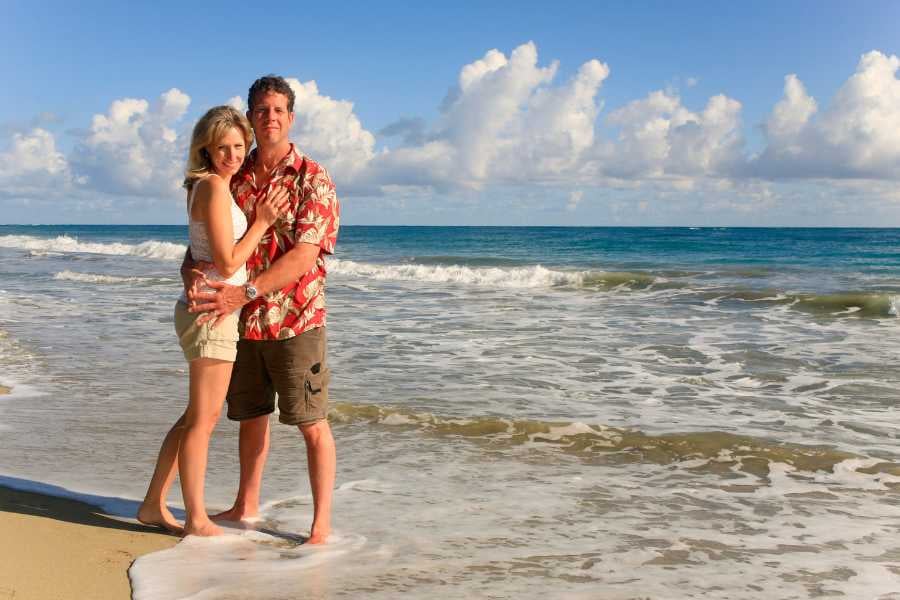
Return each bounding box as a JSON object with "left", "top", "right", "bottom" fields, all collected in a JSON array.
[{"left": 244, "top": 283, "right": 259, "bottom": 301}]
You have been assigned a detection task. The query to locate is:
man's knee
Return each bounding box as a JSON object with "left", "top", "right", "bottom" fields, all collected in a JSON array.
[
  {"left": 239, "top": 414, "right": 270, "bottom": 444},
  {"left": 299, "top": 419, "right": 331, "bottom": 445}
]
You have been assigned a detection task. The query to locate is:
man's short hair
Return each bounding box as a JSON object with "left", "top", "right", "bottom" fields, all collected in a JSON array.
[{"left": 248, "top": 75, "right": 296, "bottom": 113}]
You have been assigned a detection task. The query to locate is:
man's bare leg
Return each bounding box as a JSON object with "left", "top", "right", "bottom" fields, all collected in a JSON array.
[
  {"left": 212, "top": 414, "right": 270, "bottom": 521},
  {"left": 300, "top": 419, "right": 336, "bottom": 544},
  {"left": 137, "top": 414, "right": 185, "bottom": 534}
]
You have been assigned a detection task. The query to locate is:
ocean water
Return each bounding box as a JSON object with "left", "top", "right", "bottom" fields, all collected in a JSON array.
[{"left": 0, "top": 224, "right": 898, "bottom": 599}]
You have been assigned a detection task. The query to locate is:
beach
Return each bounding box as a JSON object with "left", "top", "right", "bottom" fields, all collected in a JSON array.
[
  {"left": 1, "top": 225, "right": 899, "bottom": 599},
  {"left": 0, "top": 484, "right": 176, "bottom": 600}
]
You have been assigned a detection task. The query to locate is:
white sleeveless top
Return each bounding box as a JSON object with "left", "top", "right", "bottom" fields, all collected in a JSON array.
[{"left": 178, "top": 177, "right": 248, "bottom": 304}]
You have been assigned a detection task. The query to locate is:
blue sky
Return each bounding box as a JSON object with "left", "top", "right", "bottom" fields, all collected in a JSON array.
[{"left": 3, "top": 1, "right": 900, "bottom": 225}]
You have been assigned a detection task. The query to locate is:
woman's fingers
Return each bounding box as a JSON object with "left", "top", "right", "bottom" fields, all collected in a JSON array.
[
  {"left": 271, "top": 189, "right": 290, "bottom": 214},
  {"left": 265, "top": 190, "right": 290, "bottom": 218}
]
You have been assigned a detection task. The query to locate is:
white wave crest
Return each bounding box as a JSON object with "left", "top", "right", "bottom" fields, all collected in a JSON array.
[
  {"left": 328, "top": 258, "right": 587, "bottom": 289},
  {"left": 53, "top": 270, "right": 173, "bottom": 285},
  {"left": 0, "top": 235, "right": 186, "bottom": 261}
]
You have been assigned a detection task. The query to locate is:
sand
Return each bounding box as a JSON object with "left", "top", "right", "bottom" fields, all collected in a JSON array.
[{"left": 0, "top": 485, "right": 178, "bottom": 600}]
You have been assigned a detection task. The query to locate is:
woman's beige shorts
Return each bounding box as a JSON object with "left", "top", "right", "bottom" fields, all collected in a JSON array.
[{"left": 173, "top": 301, "right": 239, "bottom": 362}]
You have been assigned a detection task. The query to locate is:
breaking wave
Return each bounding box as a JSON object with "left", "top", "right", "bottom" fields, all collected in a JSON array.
[
  {"left": 328, "top": 258, "right": 662, "bottom": 290},
  {"left": 53, "top": 270, "right": 175, "bottom": 285},
  {"left": 704, "top": 289, "right": 900, "bottom": 317},
  {"left": 4, "top": 236, "right": 899, "bottom": 313},
  {"left": 329, "top": 401, "right": 900, "bottom": 481},
  {"left": 0, "top": 235, "right": 186, "bottom": 261}
]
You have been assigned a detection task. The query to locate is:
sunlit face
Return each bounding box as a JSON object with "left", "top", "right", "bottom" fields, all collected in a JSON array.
[
  {"left": 207, "top": 126, "right": 246, "bottom": 177},
  {"left": 247, "top": 91, "right": 294, "bottom": 148}
]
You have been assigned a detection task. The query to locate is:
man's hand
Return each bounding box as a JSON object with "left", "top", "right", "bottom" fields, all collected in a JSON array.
[
  {"left": 181, "top": 255, "right": 213, "bottom": 307},
  {"left": 189, "top": 279, "right": 248, "bottom": 327}
]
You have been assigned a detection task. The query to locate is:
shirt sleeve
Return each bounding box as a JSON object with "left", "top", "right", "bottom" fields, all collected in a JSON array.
[{"left": 295, "top": 165, "right": 340, "bottom": 255}]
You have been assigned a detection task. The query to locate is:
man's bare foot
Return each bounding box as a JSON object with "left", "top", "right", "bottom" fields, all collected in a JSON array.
[
  {"left": 137, "top": 503, "right": 184, "bottom": 534},
  {"left": 211, "top": 506, "right": 259, "bottom": 523},
  {"left": 183, "top": 519, "right": 224, "bottom": 537},
  {"left": 305, "top": 526, "right": 331, "bottom": 545}
]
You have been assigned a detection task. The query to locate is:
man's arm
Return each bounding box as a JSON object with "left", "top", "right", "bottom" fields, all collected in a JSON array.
[
  {"left": 180, "top": 248, "right": 215, "bottom": 308},
  {"left": 252, "top": 242, "right": 321, "bottom": 296},
  {"left": 189, "top": 242, "right": 320, "bottom": 322},
  {"left": 180, "top": 248, "right": 195, "bottom": 292}
]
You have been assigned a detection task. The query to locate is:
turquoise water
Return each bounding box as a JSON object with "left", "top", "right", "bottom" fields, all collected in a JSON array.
[
  {"left": 7, "top": 223, "right": 900, "bottom": 273},
  {"left": 0, "top": 225, "right": 898, "bottom": 599}
]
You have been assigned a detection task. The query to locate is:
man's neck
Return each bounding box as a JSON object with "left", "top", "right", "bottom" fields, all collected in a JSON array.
[{"left": 255, "top": 140, "right": 293, "bottom": 173}]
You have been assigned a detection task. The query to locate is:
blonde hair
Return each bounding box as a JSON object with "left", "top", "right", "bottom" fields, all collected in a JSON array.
[{"left": 183, "top": 105, "right": 253, "bottom": 189}]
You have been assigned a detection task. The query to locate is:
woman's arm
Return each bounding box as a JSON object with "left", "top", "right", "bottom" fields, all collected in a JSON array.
[{"left": 196, "top": 177, "right": 287, "bottom": 278}]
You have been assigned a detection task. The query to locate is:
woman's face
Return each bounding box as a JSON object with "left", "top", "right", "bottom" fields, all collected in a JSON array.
[{"left": 207, "top": 126, "right": 246, "bottom": 177}]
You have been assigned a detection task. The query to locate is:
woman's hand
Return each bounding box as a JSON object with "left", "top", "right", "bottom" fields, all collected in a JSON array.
[{"left": 256, "top": 186, "right": 290, "bottom": 226}]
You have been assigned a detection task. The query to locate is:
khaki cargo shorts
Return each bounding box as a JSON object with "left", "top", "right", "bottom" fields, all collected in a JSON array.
[
  {"left": 226, "top": 326, "right": 331, "bottom": 426},
  {"left": 174, "top": 301, "right": 239, "bottom": 362}
]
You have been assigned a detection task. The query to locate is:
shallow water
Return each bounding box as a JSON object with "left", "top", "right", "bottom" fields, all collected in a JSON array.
[{"left": 0, "top": 225, "right": 899, "bottom": 599}]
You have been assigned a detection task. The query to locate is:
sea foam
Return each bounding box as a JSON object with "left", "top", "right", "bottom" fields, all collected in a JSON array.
[
  {"left": 328, "top": 258, "right": 657, "bottom": 290},
  {"left": 53, "top": 270, "right": 175, "bottom": 285},
  {"left": 0, "top": 235, "right": 186, "bottom": 261}
]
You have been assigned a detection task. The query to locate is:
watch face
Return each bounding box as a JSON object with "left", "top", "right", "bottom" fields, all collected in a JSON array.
[{"left": 246, "top": 284, "right": 258, "bottom": 299}]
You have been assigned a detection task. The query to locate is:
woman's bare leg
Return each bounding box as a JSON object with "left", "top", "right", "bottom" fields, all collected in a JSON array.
[
  {"left": 180, "top": 357, "right": 233, "bottom": 536},
  {"left": 138, "top": 415, "right": 185, "bottom": 534}
]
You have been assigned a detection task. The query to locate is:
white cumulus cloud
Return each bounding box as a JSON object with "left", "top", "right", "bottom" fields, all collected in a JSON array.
[
  {"left": 753, "top": 50, "right": 900, "bottom": 180},
  {"left": 285, "top": 78, "right": 376, "bottom": 184},
  {"left": 7, "top": 44, "right": 900, "bottom": 226},
  {"left": 369, "top": 42, "right": 610, "bottom": 189},
  {"left": 70, "top": 88, "right": 192, "bottom": 195},
  {"left": 226, "top": 95, "right": 246, "bottom": 112},
  {"left": 601, "top": 90, "right": 743, "bottom": 179},
  {"left": 0, "top": 128, "right": 80, "bottom": 198},
  {"left": 0, "top": 128, "right": 69, "bottom": 178}
]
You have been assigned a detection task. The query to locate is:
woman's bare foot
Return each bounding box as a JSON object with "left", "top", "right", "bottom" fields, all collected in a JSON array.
[
  {"left": 210, "top": 505, "right": 259, "bottom": 523},
  {"left": 183, "top": 519, "right": 224, "bottom": 537},
  {"left": 137, "top": 503, "right": 184, "bottom": 535}
]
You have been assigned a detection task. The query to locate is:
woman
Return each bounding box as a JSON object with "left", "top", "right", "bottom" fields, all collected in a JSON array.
[{"left": 137, "top": 106, "right": 287, "bottom": 536}]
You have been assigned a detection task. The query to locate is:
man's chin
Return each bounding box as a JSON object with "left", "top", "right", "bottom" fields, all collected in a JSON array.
[{"left": 258, "top": 134, "right": 283, "bottom": 146}]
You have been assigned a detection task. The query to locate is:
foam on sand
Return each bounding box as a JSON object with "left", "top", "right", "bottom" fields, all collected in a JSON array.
[{"left": 129, "top": 490, "right": 367, "bottom": 600}]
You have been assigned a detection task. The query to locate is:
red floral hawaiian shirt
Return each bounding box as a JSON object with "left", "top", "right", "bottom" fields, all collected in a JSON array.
[{"left": 231, "top": 144, "right": 340, "bottom": 340}]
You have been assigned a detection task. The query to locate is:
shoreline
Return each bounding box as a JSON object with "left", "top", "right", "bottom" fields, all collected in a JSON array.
[{"left": 0, "top": 483, "right": 178, "bottom": 600}]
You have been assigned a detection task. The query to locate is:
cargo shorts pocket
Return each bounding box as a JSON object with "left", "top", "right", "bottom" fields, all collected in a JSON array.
[{"left": 304, "top": 366, "right": 331, "bottom": 418}]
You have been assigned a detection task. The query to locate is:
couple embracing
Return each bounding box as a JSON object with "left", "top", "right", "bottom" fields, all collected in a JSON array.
[{"left": 137, "top": 75, "right": 339, "bottom": 543}]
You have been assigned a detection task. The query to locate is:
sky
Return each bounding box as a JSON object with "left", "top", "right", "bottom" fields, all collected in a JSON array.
[{"left": 3, "top": 0, "right": 900, "bottom": 226}]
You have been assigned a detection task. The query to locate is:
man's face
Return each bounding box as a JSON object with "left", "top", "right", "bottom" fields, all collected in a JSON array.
[{"left": 248, "top": 91, "right": 294, "bottom": 149}]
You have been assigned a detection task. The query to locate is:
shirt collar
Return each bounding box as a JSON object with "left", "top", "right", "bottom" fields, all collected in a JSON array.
[{"left": 243, "top": 143, "right": 305, "bottom": 181}]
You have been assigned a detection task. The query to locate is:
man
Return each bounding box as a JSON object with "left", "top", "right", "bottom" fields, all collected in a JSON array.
[{"left": 187, "top": 75, "right": 339, "bottom": 544}]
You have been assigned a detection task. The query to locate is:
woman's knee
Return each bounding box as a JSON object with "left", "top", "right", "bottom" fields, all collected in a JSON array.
[{"left": 183, "top": 411, "right": 221, "bottom": 434}]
